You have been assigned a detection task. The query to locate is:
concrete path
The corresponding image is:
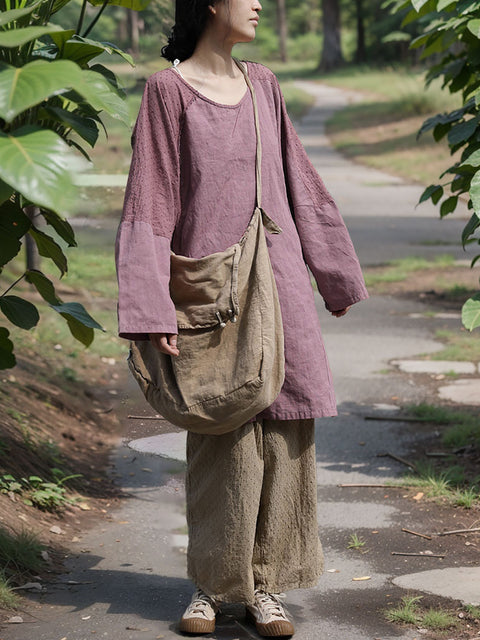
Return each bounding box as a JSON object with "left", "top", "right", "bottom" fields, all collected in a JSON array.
[{"left": 3, "top": 82, "right": 480, "bottom": 640}]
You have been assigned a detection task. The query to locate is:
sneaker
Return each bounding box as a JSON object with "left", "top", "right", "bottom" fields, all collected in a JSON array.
[
  {"left": 179, "top": 588, "right": 218, "bottom": 634},
  {"left": 246, "top": 589, "right": 295, "bottom": 637}
]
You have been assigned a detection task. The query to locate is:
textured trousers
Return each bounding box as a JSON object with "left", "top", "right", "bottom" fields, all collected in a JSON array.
[{"left": 185, "top": 418, "right": 324, "bottom": 605}]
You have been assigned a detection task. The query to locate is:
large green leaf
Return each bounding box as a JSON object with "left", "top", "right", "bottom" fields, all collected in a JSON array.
[
  {"left": 440, "top": 195, "right": 458, "bottom": 217},
  {"left": 447, "top": 118, "right": 478, "bottom": 145},
  {"left": 64, "top": 315, "right": 94, "bottom": 346},
  {"left": 29, "top": 226, "right": 68, "bottom": 275},
  {"left": 42, "top": 105, "right": 99, "bottom": 147},
  {"left": 75, "top": 68, "right": 129, "bottom": 124},
  {"left": 470, "top": 170, "right": 480, "bottom": 213},
  {"left": 462, "top": 293, "right": 480, "bottom": 330},
  {"left": 56, "top": 36, "right": 133, "bottom": 67},
  {"left": 51, "top": 302, "right": 104, "bottom": 347},
  {"left": 0, "top": 178, "right": 14, "bottom": 205},
  {"left": 0, "top": 3, "right": 41, "bottom": 27},
  {"left": 461, "top": 212, "right": 480, "bottom": 247},
  {"left": 0, "top": 327, "right": 16, "bottom": 370},
  {"left": 0, "top": 295, "right": 39, "bottom": 330},
  {"left": 40, "top": 209, "right": 77, "bottom": 247},
  {"left": 88, "top": 0, "right": 151, "bottom": 9},
  {"left": 51, "top": 302, "right": 103, "bottom": 330},
  {"left": 0, "top": 25, "right": 62, "bottom": 49},
  {"left": 0, "top": 59, "right": 82, "bottom": 122},
  {"left": 467, "top": 18, "right": 480, "bottom": 39},
  {"left": 0, "top": 200, "right": 30, "bottom": 267},
  {"left": 25, "top": 270, "right": 61, "bottom": 305},
  {"left": 0, "top": 126, "right": 77, "bottom": 214}
]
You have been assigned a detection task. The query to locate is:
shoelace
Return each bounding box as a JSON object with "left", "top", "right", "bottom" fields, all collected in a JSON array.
[
  {"left": 254, "top": 590, "right": 288, "bottom": 620},
  {"left": 186, "top": 590, "right": 216, "bottom": 617}
]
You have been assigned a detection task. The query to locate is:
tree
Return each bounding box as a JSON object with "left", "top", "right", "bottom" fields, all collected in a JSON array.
[
  {"left": 0, "top": 0, "right": 150, "bottom": 369},
  {"left": 354, "top": 0, "right": 366, "bottom": 63},
  {"left": 318, "top": 0, "right": 344, "bottom": 71},
  {"left": 389, "top": 0, "right": 480, "bottom": 330},
  {"left": 276, "top": 0, "right": 288, "bottom": 63}
]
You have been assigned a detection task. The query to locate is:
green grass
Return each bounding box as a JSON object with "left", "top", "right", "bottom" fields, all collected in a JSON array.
[
  {"left": 0, "top": 574, "right": 18, "bottom": 609},
  {"left": 364, "top": 255, "right": 455, "bottom": 288},
  {"left": 395, "top": 404, "right": 480, "bottom": 507},
  {"left": 465, "top": 604, "right": 480, "bottom": 619},
  {"left": 408, "top": 403, "right": 480, "bottom": 449},
  {"left": 430, "top": 329, "right": 480, "bottom": 363},
  {"left": 347, "top": 533, "right": 366, "bottom": 550},
  {"left": 322, "top": 67, "right": 460, "bottom": 185},
  {"left": 0, "top": 528, "right": 45, "bottom": 609},
  {"left": 281, "top": 83, "right": 315, "bottom": 121},
  {"left": 385, "top": 595, "right": 422, "bottom": 625},
  {"left": 421, "top": 608, "right": 457, "bottom": 630}
]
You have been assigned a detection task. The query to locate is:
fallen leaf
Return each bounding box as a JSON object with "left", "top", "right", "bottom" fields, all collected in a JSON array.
[
  {"left": 7, "top": 616, "right": 23, "bottom": 623},
  {"left": 352, "top": 576, "right": 371, "bottom": 581},
  {"left": 72, "top": 536, "right": 80, "bottom": 542},
  {"left": 413, "top": 492, "right": 424, "bottom": 501},
  {"left": 141, "top": 468, "right": 152, "bottom": 473},
  {"left": 41, "top": 550, "right": 50, "bottom": 562},
  {"left": 82, "top": 615, "right": 91, "bottom": 620},
  {"left": 326, "top": 569, "right": 340, "bottom": 573},
  {"left": 78, "top": 503, "right": 91, "bottom": 511}
]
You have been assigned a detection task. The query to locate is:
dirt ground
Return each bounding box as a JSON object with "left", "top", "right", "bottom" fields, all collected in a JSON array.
[{"left": 0, "top": 348, "right": 127, "bottom": 585}]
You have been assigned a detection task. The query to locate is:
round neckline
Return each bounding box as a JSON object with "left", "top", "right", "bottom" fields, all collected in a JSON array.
[{"left": 168, "top": 61, "right": 250, "bottom": 109}]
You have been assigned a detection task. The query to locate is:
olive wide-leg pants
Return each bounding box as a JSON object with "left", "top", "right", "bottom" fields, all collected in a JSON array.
[{"left": 185, "top": 418, "right": 324, "bottom": 605}]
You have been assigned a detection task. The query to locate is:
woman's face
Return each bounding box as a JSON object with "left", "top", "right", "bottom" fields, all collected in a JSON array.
[{"left": 211, "top": 0, "right": 262, "bottom": 44}]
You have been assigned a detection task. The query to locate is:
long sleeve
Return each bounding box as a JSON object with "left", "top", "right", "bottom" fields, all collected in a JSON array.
[
  {"left": 116, "top": 73, "right": 182, "bottom": 340},
  {"left": 273, "top": 76, "right": 368, "bottom": 312}
]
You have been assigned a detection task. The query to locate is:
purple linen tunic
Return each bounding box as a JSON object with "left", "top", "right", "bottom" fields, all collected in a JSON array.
[{"left": 116, "top": 61, "right": 368, "bottom": 420}]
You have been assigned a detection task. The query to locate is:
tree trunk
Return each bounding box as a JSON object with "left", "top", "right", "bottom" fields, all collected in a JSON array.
[
  {"left": 354, "top": 0, "right": 366, "bottom": 63},
  {"left": 318, "top": 0, "right": 344, "bottom": 72},
  {"left": 276, "top": 0, "right": 288, "bottom": 63},
  {"left": 127, "top": 9, "right": 140, "bottom": 55}
]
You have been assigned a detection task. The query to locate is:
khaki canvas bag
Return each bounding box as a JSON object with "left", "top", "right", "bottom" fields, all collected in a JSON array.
[{"left": 127, "top": 59, "right": 285, "bottom": 435}]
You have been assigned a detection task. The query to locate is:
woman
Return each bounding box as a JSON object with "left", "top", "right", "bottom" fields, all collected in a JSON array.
[{"left": 116, "top": 0, "right": 368, "bottom": 636}]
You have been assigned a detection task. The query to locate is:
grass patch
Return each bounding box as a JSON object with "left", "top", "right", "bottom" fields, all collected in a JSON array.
[
  {"left": 465, "top": 604, "right": 480, "bottom": 619},
  {"left": 421, "top": 608, "right": 457, "bottom": 630},
  {"left": 408, "top": 403, "right": 480, "bottom": 449},
  {"left": 0, "top": 527, "right": 45, "bottom": 609},
  {"left": 364, "top": 255, "right": 455, "bottom": 288},
  {"left": 346, "top": 533, "right": 366, "bottom": 550},
  {"left": 323, "top": 68, "right": 460, "bottom": 185},
  {"left": 385, "top": 595, "right": 422, "bottom": 625},
  {"left": 281, "top": 83, "right": 315, "bottom": 121},
  {"left": 396, "top": 404, "right": 480, "bottom": 508},
  {"left": 429, "top": 329, "right": 480, "bottom": 363}
]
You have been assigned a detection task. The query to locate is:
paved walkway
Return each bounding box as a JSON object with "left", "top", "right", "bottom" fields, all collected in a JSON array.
[{"left": 2, "top": 81, "right": 479, "bottom": 640}]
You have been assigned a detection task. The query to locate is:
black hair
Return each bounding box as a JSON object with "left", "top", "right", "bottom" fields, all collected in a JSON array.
[{"left": 161, "top": 0, "right": 224, "bottom": 63}]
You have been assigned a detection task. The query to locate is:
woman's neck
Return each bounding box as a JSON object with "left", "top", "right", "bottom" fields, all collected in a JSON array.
[{"left": 186, "top": 32, "right": 237, "bottom": 78}]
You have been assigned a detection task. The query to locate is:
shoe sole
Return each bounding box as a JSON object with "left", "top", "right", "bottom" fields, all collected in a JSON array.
[
  {"left": 246, "top": 608, "right": 294, "bottom": 637},
  {"left": 179, "top": 616, "right": 215, "bottom": 634}
]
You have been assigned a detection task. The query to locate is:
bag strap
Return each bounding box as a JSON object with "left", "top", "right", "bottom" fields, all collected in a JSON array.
[{"left": 234, "top": 58, "right": 263, "bottom": 211}]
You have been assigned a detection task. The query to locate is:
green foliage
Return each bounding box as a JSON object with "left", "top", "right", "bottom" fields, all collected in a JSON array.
[
  {"left": 390, "top": 0, "right": 480, "bottom": 330},
  {"left": 0, "top": 0, "right": 148, "bottom": 369},
  {"left": 0, "top": 470, "right": 81, "bottom": 511},
  {"left": 385, "top": 595, "right": 422, "bottom": 624}
]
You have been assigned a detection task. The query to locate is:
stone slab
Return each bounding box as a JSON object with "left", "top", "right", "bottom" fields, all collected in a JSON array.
[
  {"left": 126, "top": 432, "right": 187, "bottom": 462},
  {"left": 393, "top": 567, "right": 480, "bottom": 604},
  {"left": 438, "top": 379, "right": 480, "bottom": 405},
  {"left": 392, "top": 359, "right": 477, "bottom": 374}
]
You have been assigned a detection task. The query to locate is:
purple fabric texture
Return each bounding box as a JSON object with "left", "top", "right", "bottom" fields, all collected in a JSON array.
[{"left": 116, "top": 61, "right": 368, "bottom": 420}]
